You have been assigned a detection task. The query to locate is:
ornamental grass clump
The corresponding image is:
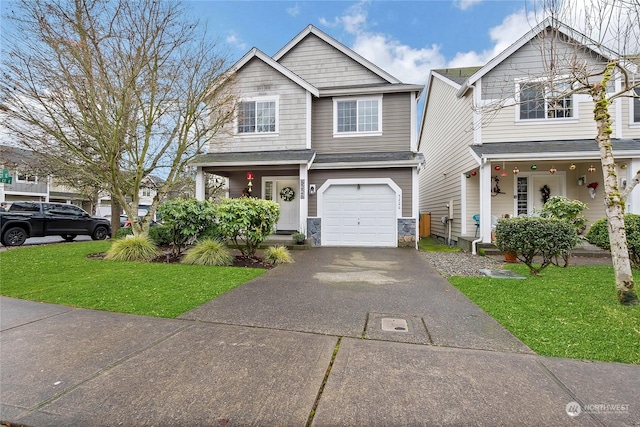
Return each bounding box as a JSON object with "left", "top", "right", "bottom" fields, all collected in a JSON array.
[
  {"left": 105, "top": 235, "right": 160, "bottom": 262},
  {"left": 264, "top": 245, "right": 294, "bottom": 265},
  {"left": 181, "top": 239, "right": 233, "bottom": 266}
]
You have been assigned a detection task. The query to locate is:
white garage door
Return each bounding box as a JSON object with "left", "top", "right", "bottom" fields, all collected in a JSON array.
[{"left": 322, "top": 184, "right": 397, "bottom": 247}]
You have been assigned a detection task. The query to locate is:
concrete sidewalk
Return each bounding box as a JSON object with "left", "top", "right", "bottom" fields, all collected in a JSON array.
[{"left": 1, "top": 248, "right": 638, "bottom": 426}]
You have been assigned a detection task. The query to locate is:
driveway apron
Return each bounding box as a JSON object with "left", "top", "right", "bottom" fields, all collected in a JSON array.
[{"left": 181, "top": 247, "right": 531, "bottom": 354}]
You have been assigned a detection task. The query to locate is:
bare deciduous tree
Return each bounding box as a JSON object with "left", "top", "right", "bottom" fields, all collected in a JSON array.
[
  {"left": 479, "top": 0, "right": 639, "bottom": 305},
  {"left": 1, "top": 0, "right": 235, "bottom": 235}
]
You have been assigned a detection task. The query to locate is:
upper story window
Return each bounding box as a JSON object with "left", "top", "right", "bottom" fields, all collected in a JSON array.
[
  {"left": 333, "top": 96, "right": 382, "bottom": 136},
  {"left": 517, "top": 80, "right": 573, "bottom": 120},
  {"left": 237, "top": 97, "right": 278, "bottom": 134},
  {"left": 16, "top": 171, "right": 37, "bottom": 183}
]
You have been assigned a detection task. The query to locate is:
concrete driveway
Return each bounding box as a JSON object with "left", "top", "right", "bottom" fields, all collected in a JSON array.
[{"left": 1, "top": 247, "right": 639, "bottom": 426}]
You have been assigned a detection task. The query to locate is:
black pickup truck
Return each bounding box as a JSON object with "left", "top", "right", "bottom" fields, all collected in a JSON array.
[{"left": 0, "top": 202, "right": 111, "bottom": 246}]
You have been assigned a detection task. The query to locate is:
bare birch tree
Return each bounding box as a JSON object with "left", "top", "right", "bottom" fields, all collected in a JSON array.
[
  {"left": 1, "top": 0, "right": 235, "bottom": 235},
  {"left": 480, "top": 0, "right": 639, "bottom": 305}
]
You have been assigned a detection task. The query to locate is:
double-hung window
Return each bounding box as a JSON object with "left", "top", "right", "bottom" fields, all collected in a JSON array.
[
  {"left": 237, "top": 98, "right": 277, "bottom": 134},
  {"left": 518, "top": 80, "right": 573, "bottom": 120},
  {"left": 334, "top": 96, "right": 382, "bottom": 136}
]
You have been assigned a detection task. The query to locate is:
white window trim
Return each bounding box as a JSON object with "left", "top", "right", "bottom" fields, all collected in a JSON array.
[
  {"left": 234, "top": 95, "right": 280, "bottom": 137},
  {"left": 16, "top": 171, "right": 38, "bottom": 184},
  {"left": 332, "top": 95, "right": 383, "bottom": 138},
  {"left": 514, "top": 76, "right": 579, "bottom": 124},
  {"left": 629, "top": 87, "right": 640, "bottom": 128}
]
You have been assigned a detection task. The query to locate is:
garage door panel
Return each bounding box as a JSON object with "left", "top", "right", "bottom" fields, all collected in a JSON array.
[{"left": 322, "top": 183, "right": 397, "bottom": 247}]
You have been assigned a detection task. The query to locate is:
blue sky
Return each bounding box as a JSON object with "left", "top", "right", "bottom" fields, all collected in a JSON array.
[{"left": 186, "top": 0, "right": 540, "bottom": 84}]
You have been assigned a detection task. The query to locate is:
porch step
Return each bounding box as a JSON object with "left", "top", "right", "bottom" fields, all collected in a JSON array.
[{"left": 458, "top": 236, "right": 611, "bottom": 258}]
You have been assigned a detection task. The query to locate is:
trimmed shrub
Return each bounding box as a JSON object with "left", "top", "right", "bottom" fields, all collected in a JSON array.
[
  {"left": 541, "top": 196, "right": 588, "bottom": 234},
  {"left": 105, "top": 235, "right": 160, "bottom": 262},
  {"left": 264, "top": 245, "right": 294, "bottom": 265},
  {"left": 157, "top": 199, "right": 218, "bottom": 255},
  {"left": 181, "top": 239, "right": 233, "bottom": 266},
  {"left": 494, "top": 217, "right": 578, "bottom": 275},
  {"left": 586, "top": 214, "right": 640, "bottom": 269},
  {"left": 216, "top": 198, "right": 280, "bottom": 257}
]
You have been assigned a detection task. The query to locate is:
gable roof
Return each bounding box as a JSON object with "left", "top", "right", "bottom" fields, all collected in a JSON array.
[
  {"left": 273, "top": 25, "right": 402, "bottom": 84},
  {"left": 231, "top": 47, "right": 319, "bottom": 97},
  {"left": 456, "top": 17, "right": 632, "bottom": 98}
]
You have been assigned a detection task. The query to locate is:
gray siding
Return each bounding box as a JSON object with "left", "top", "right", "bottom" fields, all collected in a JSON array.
[
  {"left": 278, "top": 34, "right": 387, "bottom": 87},
  {"left": 311, "top": 93, "right": 412, "bottom": 153},
  {"left": 418, "top": 76, "right": 477, "bottom": 239},
  {"left": 308, "top": 168, "right": 413, "bottom": 217},
  {"left": 208, "top": 58, "right": 308, "bottom": 153},
  {"left": 482, "top": 30, "right": 609, "bottom": 100}
]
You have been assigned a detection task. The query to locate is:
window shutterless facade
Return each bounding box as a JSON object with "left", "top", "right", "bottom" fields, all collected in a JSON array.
[
  {"left": 633, "top": 87, "right": 640, "bottom": 124},
  {"left": 517, "top": 80, "right": 573, "bottom": 120},
  {"left": 333, "top": 96, "right": 382, "bottom": 136},
  {"left": 237, "top": 97, "right": 278, "bottom": 134}
]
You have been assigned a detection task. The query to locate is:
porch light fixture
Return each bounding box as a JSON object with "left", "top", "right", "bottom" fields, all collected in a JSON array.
[
  {"left": 588, "top": 165, "right": 596, "bottom": 173},
  {"left": 530, "top": 164, "right": 538, "bottom": 171},
  {"left": 620, "top": 163, "right": 627, "bottom": 170},
  {"left": 512, "top": 166, "right": 520, "bottom": 175},
  {"left": 549, "top": 166, "right": 557, "bottom": 174},
  {"left": 569, "top": 163, "right": 577, "bottom": 170}
]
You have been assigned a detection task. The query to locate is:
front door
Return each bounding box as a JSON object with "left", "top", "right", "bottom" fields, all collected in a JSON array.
[
  {"left": 515, "top": 173, "right": 565, "bottom": 215},
  {"left": 275, "top": 179, "right": 299, "bottom": 231}
]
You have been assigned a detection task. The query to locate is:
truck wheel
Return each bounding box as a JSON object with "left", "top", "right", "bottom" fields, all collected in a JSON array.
[
  {"left": 61, "top": 234, "right": 77, "bottom": 242},
  {"left": 92, "top": 226, "right": 109, "bottom": 241},
  {"left": 2, "top": 227, "right": 28, "bottom": 246}
]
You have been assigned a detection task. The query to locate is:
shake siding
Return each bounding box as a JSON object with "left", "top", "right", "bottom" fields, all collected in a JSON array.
[
  {"left": 482, "top": 33, "right": 609, "bottom": 100},
  {"left": 278, "top": 34, "right": 387, "bottom": 87},
  {"left": 418, "top": 77, "right": 476, "bottom": 239},
  {"left": 311, "top": 93, "right": 411, "bottom": 153},
  {"left": 481, "top": 99, "right": 598, "bottom": 142},
  {"left": 207, "top": 59, "right": 307, "bottom": 153},
  {"left": 308, "top": 168, "right": 413, "bottom": 217}
]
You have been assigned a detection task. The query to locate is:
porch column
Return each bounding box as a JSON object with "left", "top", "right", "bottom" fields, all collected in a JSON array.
[
  {"left": 195, "top": 167, "right": 205, "bottom": 201},
  {"left": 299, "top": 164, "right": 308, "bottom": 233},
  {"left": 628, "top": 159, "right": 640, "bottom": 215},
  {"left": 480, "top": 161, "right": 492, "bottom": 243}
]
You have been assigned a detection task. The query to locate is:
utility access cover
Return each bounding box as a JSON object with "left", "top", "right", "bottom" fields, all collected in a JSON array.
[
  {"left": 381, "top": 318, "right": 409, "bottom": 332},
  {"left": 479, "top": 269, "right": 526, "bottom": 279}
]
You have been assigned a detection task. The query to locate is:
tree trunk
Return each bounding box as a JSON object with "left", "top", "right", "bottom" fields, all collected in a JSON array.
[
  {"left": 591, "top": 65, "right": 638, "bottom": 306},
  {"left": 110, "top": 196, "right": 121, "bottom": 238}
]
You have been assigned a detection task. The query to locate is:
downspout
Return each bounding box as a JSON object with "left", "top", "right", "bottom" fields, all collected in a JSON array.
[{"left": 472, "top": 235, "right": 482, "bottom": 255}]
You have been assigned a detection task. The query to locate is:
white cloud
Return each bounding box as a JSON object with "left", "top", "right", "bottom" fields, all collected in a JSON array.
[
  {"left": 226, "top": 32, "right": 247, "bottom": 51},
  {"left": 286, "top": 4, "right": 300, "bottom": 17},
  {"left": 454, "top": 0, "right": 482, "bottom": 11},
  {"left": 320, "top": 1, "right": 444, "bottom": 84}
]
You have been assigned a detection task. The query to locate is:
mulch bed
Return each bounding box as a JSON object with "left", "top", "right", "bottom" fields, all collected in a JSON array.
[{"left": 88, "top": 247, "right": 273, "bottom": 269}]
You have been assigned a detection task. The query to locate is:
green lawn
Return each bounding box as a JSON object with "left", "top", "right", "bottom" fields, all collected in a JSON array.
[
  {"left": 0, "top": 241, "right": 265, "bottom": 318},
  {"left": 449, "top": 264, "right": 640, "bottom": 364},
  {"left": 418, "top": 237, "right": 462, "bottom": 252}
]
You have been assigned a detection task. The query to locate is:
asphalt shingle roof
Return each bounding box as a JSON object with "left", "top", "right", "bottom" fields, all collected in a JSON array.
[{"left": 470, "top": 139, "right": 640, "bottom": 158}]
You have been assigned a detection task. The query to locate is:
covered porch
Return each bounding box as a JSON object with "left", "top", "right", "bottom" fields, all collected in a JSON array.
[
  {"left": 192, "top": 150, "right": 315, "bottom": 234},
  {"left": 464, "top": 139, "right": 640, "bottom": 244}
]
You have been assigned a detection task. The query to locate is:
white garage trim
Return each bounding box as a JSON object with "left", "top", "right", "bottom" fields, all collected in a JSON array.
[
  {"left": 317, "top": 178, "right": 402, "bottom": 217},
  {"left": 318, "top": 178, "right": 402, "bottom": 247}
]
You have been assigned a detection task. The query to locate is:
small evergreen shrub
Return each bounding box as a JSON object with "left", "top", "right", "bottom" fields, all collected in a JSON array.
[
  {"left": 181, "top": 239, "right": 233, "bottom": 266},
  {"left": 264, "top": 245, "right": 294, "bottom": 265},
  {"left": 158, "top": 199, "right": 218, "bottom": 255},
  {"left": 494, "top": 217, "right": 578, "bottom": 275},
  {"left": 586, "top": 214, "right": 640, "bottom": 268},
  {"left": 541, "top": 196, "right": 588, "bottom": 234},
  {"left": 116, "top": 225, "right": 172, "bottom": 245},
  {"left": 216, "top": 198, "right": 280, "bottom": 257},
  {"left": 105, "top": 235, "right": 160, "bottom": 262}
]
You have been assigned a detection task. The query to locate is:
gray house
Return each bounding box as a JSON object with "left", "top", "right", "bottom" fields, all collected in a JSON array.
[{"left": 193, "top": 25, "right": 423, "bottom": 247}]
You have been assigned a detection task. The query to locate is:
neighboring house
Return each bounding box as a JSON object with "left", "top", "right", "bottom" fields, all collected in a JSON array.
[
  {"left": 96, "top": 175, "right": 163, "bottom": 219},
  {"left": 418, "top": 18, "right": 640, "bottom": 246},
  {"left": 193, "top": 25, "right": 424, "bottom": 247},
  {"left": 0, "top": 145, "right": 91, "bottom": 211}
]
